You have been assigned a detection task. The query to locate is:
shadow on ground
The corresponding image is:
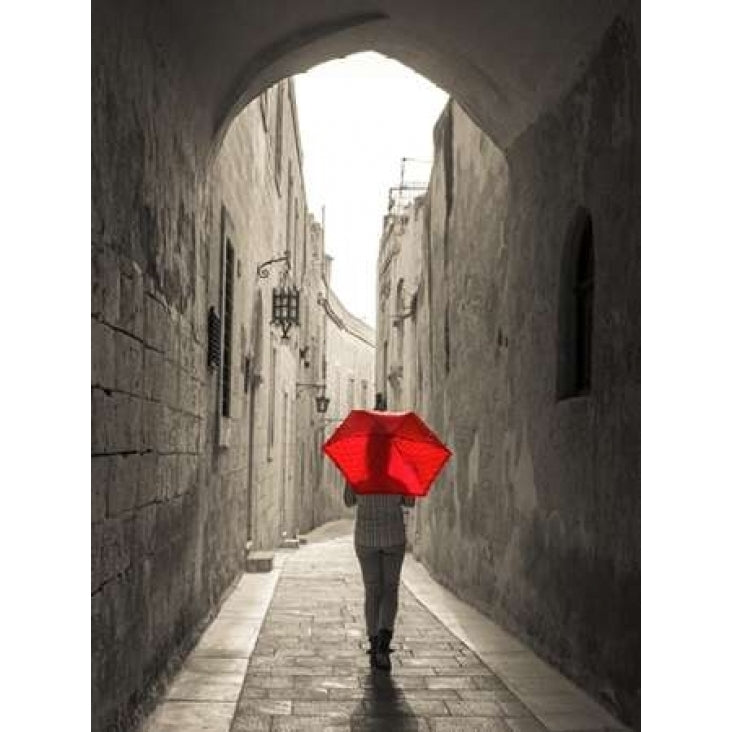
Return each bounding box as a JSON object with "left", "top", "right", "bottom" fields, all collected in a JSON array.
[{"left": 351, "top": 669, "right": 418, "bottom": 731}]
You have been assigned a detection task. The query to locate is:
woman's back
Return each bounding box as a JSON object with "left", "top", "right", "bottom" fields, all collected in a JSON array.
[{"left": 344, "top": 487, "right": 412, "bottom": 548}]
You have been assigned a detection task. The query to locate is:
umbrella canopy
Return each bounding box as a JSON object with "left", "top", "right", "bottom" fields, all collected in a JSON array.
[{"left": 322, "top": 409, "right": 452, "bottom": 497}]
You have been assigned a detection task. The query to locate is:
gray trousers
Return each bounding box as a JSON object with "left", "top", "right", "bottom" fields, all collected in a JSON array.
[{"left": 355, "top": 543, "right": 406, "bottom": 636}]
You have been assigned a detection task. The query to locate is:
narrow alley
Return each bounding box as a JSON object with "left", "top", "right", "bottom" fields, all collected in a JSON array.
[
  {"left": 146, "top": 521, "right": 627, "bottom": 732},
  {"left": 92, "top": 2, "right": 640, "bottom": 731}
]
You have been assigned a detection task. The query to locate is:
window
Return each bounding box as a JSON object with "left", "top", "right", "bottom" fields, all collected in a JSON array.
[
  {"left": 221, "top": 230, "right": 235, "bottom": 417},
  {"left": 557, "top": 209, "right": 594, "bottom": 398},
  {"left": 347, "top": 376, "right": 355, "bottom": 411}
]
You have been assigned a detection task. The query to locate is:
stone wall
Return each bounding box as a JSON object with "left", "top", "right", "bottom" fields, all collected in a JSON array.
[
  {"left": 377, "top": 196, "right": 426, "bottom": 411},
  {"left": 92, "top": 11, "right": 325, "bottom": 722},
  {"left": 318, "top": 284, "right": 376, "bottom": 524},
  {"left": 293, "top": 216, "right": 328, "bottom": 536},
  {"left": 380, "top": 9, "right": 640, "bottom": 728},
  {"left": 92, "top": 7, "right": 213, "bottom": 729},
  {"left": 211, "top": 79, "right": 311, "bottom": 552},
  {"left": 376, "top": 196, "right": 428, "bottom": 548}
]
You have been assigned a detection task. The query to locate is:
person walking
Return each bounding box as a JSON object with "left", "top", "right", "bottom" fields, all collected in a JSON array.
[{"left": 343, "top": 393, "right": 415, "bottom": 671}]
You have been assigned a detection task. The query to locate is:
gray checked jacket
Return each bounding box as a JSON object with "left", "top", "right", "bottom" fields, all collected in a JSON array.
[{"left": 343, "top": 484, "right": 415, "bottom": 548}]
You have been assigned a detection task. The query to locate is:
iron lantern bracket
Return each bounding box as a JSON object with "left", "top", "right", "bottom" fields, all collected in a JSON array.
[
  {"left": 296, "top": 382, "right": 330, "bottom": 413},
  {"left": 257, "top": 251, "right": 290, "bottom": 279}
]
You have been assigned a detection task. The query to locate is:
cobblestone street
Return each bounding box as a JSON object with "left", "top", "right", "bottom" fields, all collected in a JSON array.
[{"left": 146, "top": 521, "right": 627, "bottom": 732}]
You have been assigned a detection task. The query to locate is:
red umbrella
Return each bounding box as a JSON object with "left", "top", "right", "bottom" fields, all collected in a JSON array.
[{"left": 322, "top": 410, "right": 452, "bottom": 497}]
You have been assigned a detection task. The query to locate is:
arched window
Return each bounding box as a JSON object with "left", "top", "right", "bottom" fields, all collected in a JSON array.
[{"left": 557, "top": 209, "right": 594, "bottom": 399}]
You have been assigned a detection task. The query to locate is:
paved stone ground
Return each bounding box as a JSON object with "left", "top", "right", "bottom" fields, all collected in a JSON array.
[
  {"left": 230, "top": 528, "right": 551, "bottom": 732},
  {"left": 146, "top": 520, "right": 628, "bottom": 732}
]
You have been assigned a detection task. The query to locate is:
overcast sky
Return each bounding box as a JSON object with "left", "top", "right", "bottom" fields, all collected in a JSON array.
[{"left": 294, "top": 52, "right": 448, "bottom": 327}]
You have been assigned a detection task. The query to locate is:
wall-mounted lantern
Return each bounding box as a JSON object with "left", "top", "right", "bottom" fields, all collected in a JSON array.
[
  {"left": 256, "top": 251, "right": 300, "bottom": 339},
  {"left": 272, "top": 286, "right": 300, "bottom": 339},
  {"left": 296, "top": 382, "right": 330, "bottom": 414},
  {"left": 315, "top": 392, "right": 331, "bottom": 414}
]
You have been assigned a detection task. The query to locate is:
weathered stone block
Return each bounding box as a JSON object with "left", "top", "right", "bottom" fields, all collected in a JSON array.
[
  {"left": 91, "top": 319, "right": 116, "bottom": 390},
  {"left": 175, "top": 412, "right": 189, "bottom": 453},
  {"left": 136, "top": 503, "right": 157, "bottom": 557},
  {"left": 162, "top": 358, "right": 180, "bottom": 408},
  {"left": 164, "top": 407, "right": 178, "bottom": 455},
  {"left": 91, "top": 523, "right": 105, "bottom": 593},
  {"left": 157, "top": 454, "right": 179, "bottom": 502},
  {"left": 108, "top": 454, "right": 140, "bottom": 517},
  {"left": 115, "top": 331, "right": 144, "bottom": 395},
  {"left": 92, "top": 246, "right": 120, "bottom": 326},
  {"left": 143, "top": 347, "right": 164, "bottom": 402},
  {"left": 246, "top": 551, "right": 274, "bottom": 573},
  {"left": 138, "top": 451, "right": 158, "bottom": 507},
  {"left": 180, "top": 370, "right": 197, "bottom": 415},
  {"left": 91, "top": 248, "right": 104, "bottom": 319},
  {"left": 144, "top": 294, "right": 167, "bottom": 352},
  {"left": 119, "top": 260, "right": 145, "bottom": 339},
  {"left": 101, "top": 519, "right": 130, "bottom": 582},
  {"left": 164, "top": 308, "right": 180, "bottom": 360},
  {"left": 180, "top": 325, "right": 195, "bottom": 373},
  {"left": 155, "top": 404, "right": 172, "bottom": 452},
  {"left": 107, "top": 393, "right": 143, "bottom": 453},
  {"left": 91, "top": 455, "right": 110, "bottom": 523},
  {"left": 142, "top": 400, "right": 161, "bottom": 452},
  {"left": 193, "top": 281, "right": 207, "bottom": 344},
  {"left": 195, "top": 417, "right": 206, "bottom": 453},
  {"left": 192, "top": 340, "right": 206, "bottom": 382},
  {"left": 91, "top": 388, "right": 112, "bottom": 454},
  {"left": 177, "top": 454, "right": 198, "bottom": 496}
]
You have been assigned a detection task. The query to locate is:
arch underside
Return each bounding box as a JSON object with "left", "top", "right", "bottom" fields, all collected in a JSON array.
[{"left": 165, "top": 0, "right": 629, "bottom": 157}]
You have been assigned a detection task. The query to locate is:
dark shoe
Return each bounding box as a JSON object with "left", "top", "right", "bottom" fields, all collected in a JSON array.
[
  {"left": 375, "top": 628, "right": 393, "bottom": 671},
  {"left": 367, "top": 635, "right": 378, "bottom": 668}
]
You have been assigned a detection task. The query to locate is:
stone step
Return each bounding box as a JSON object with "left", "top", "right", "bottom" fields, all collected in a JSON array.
[
  {"left": 280, "top": 537, "right": 300, "bottom": 549},
  {"left": 245, "top": 551, "right": 274, "bottom": 573}
]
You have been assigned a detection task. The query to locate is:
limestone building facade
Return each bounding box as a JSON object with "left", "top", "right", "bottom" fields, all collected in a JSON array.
[
  {"left": 92, "top": 77, "right": 372, "bottom": 730},
  {"left": 318, "top": 281, "right": 376, "bottom": 523},
  {"left": 376, "top": 196, "right": 425, "bottom": 412},
  {"left": 376, "top": 16, "right": 639, "bottom": 723}
]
